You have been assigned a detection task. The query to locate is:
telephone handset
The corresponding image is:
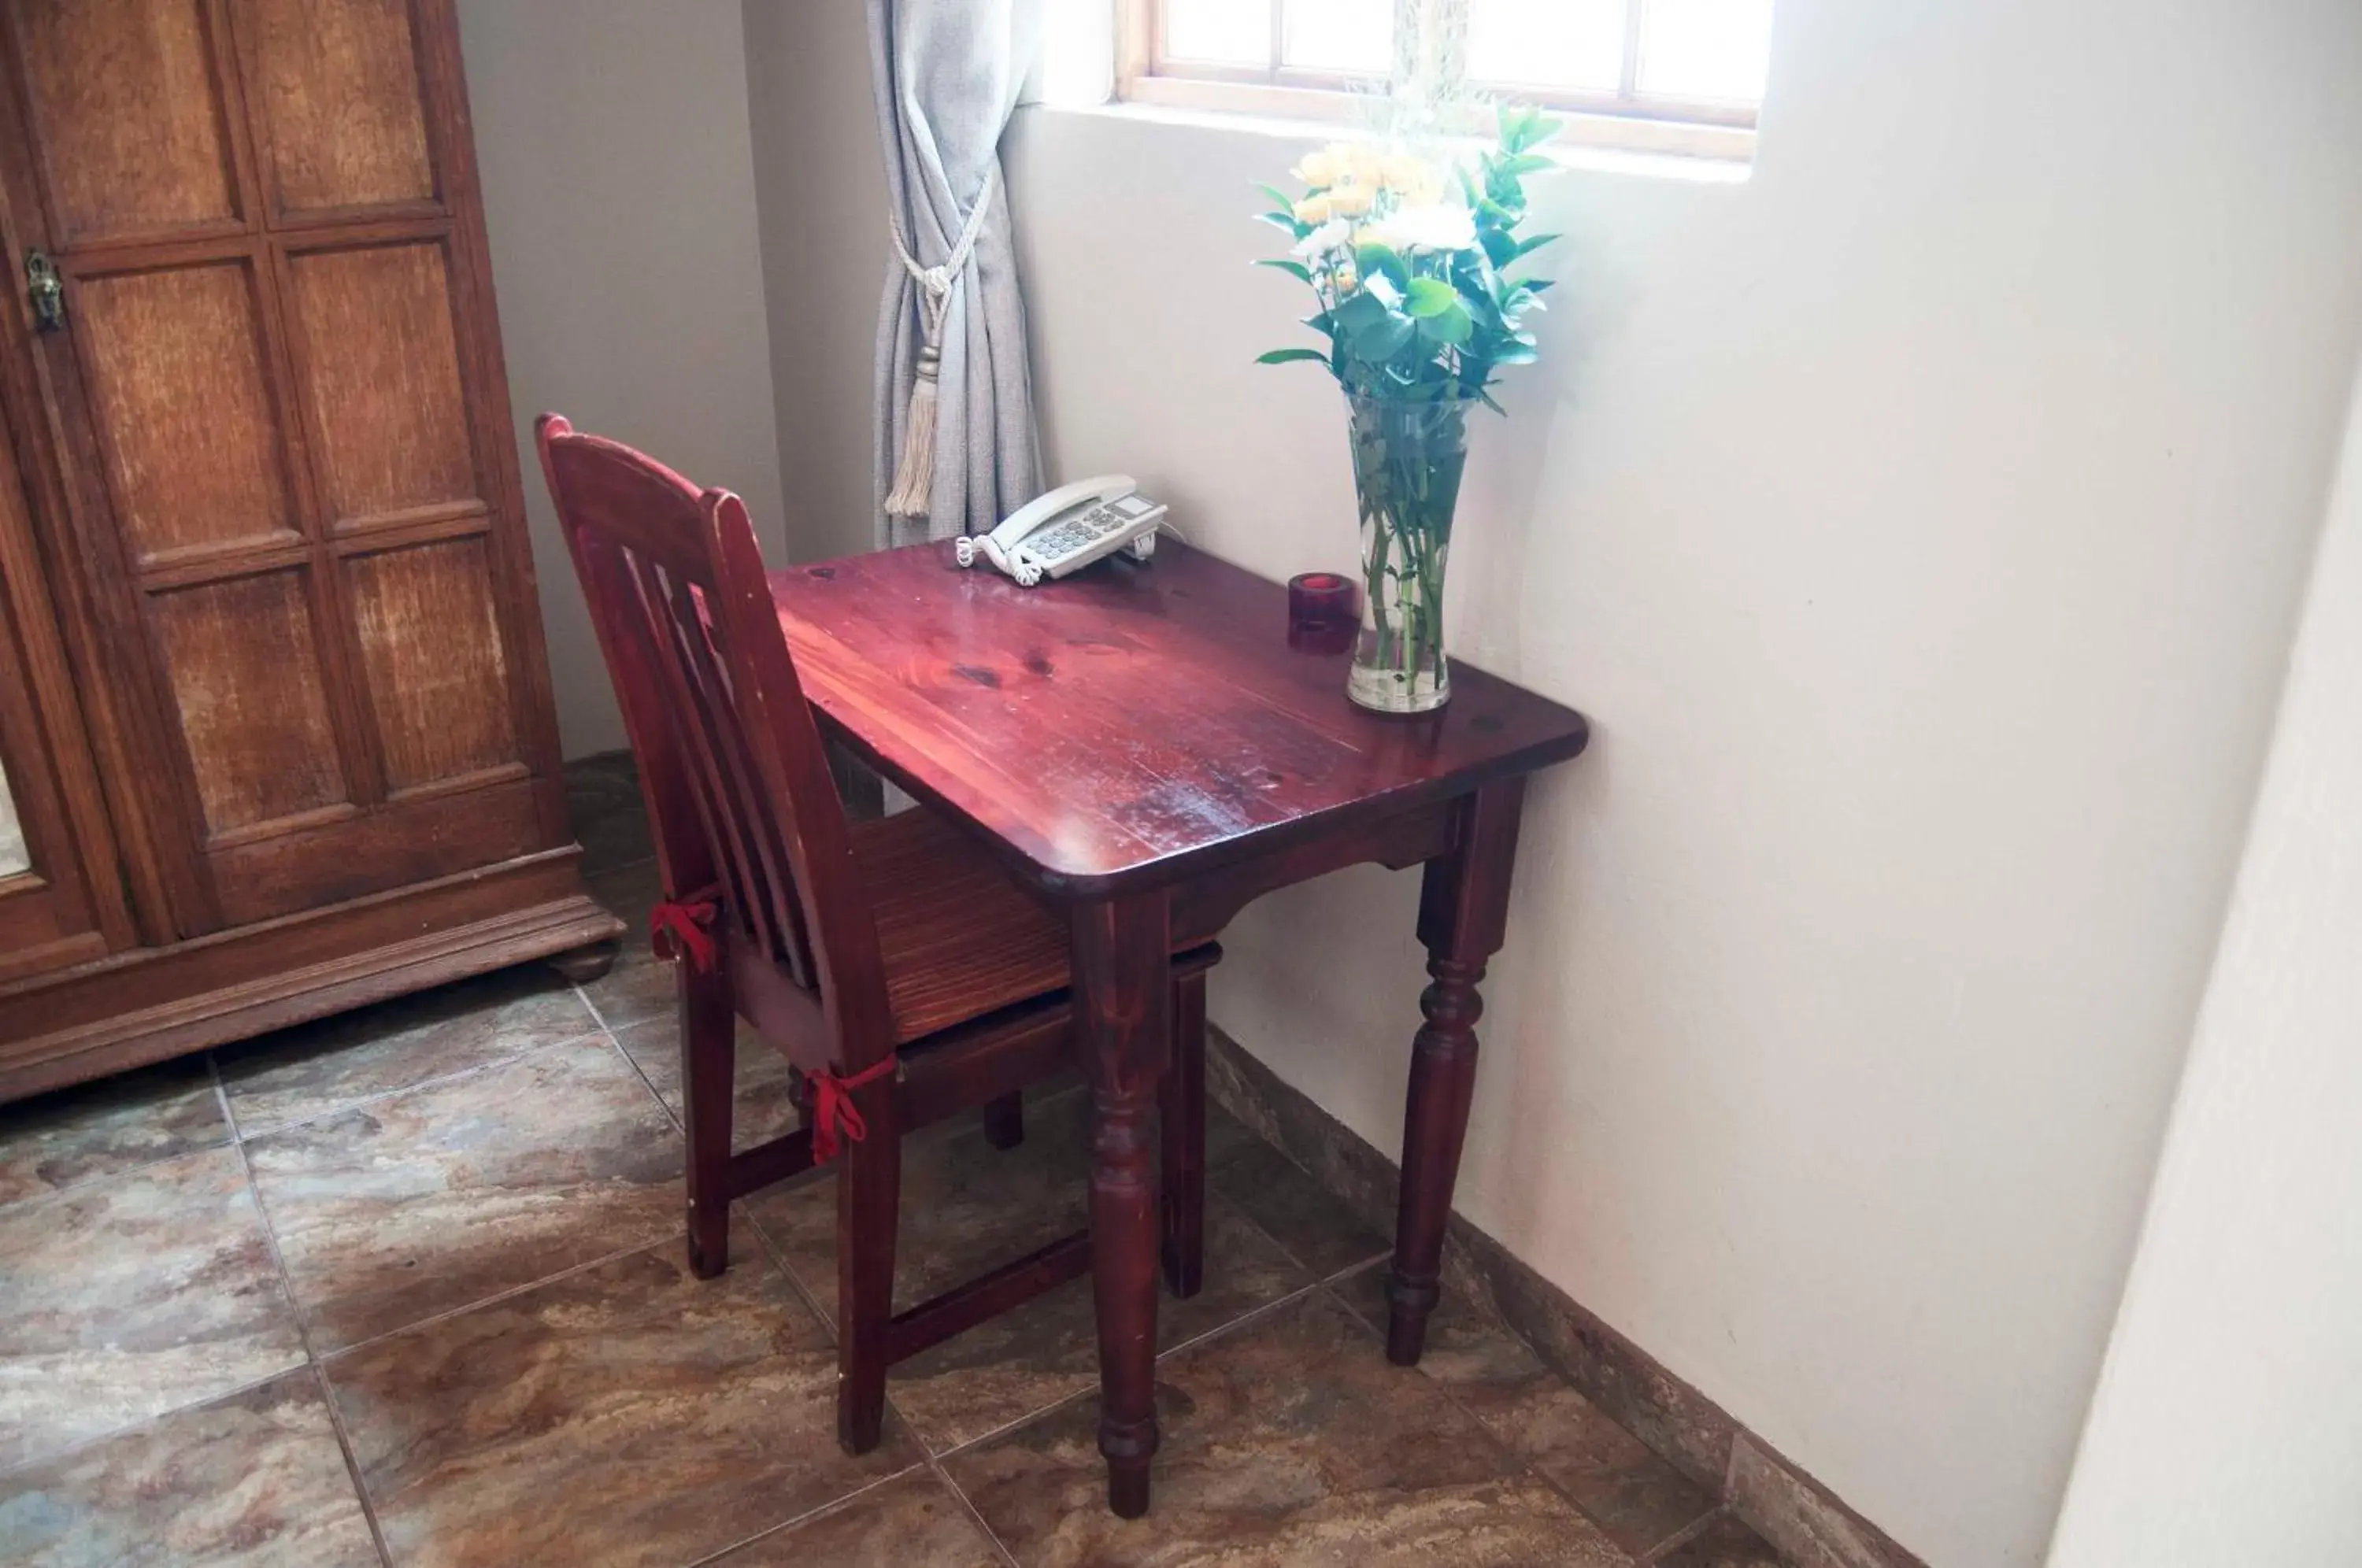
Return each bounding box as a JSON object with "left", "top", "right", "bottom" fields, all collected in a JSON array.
[{"left": 955, "top": 475, "right": 1167, "bottom": 586}]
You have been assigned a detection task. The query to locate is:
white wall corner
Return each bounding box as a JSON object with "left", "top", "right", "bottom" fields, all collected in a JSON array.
[{"left": 2045, "top": 356, "right": 2362, "bottom": 1568}]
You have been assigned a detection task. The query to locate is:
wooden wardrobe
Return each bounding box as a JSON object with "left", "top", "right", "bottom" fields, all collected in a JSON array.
[{"left": 0, "top": 0, "right": 620, "bottom": 1100}]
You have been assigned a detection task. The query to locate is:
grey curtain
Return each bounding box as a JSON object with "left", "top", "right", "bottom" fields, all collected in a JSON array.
[{"left": 869, "top": 0, "right": 1042, "bottom": 547}]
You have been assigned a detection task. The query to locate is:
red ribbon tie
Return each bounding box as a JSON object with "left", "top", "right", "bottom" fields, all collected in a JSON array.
[
  {"left": 649, "top": 882, "right": 722, "bottom": 974},
  {"left": 807, "top": 1057, "right": 899, "bottom": 1163}
]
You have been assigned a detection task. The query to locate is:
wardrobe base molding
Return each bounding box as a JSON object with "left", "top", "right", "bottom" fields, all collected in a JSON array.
[{"left": 0, "top": 850, "right": 624, "bottom": 1102}]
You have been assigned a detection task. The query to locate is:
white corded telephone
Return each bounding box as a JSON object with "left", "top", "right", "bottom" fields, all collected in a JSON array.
[{"left": 954, "top": 475, "right": 1167, "bottom": 586}]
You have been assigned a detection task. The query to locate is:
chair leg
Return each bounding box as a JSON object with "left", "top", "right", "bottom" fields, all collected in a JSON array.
[
  {"left": 983, "top": 1089, "right": 1026, "bottom": 1150},
  {"left": 681, "top": 964, "right": 736, "bottom": 1281},
  {"left": 1161, "top": 971, "right": 1208, "bottom": 1300},
  {"left": 836, "top": 1073, "right": 901, "bottom": 1455}
]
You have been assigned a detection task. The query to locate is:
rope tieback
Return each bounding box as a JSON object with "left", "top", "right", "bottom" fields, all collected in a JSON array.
[
  {"left": 650, "top": 883, "right": 723, "bottom": 974},
  {"left": 883, "top": 163, "right": 1001, "bottom": 520},
  {"left": 807, "top": 1057, "right": 898, "bottom": 1162}
]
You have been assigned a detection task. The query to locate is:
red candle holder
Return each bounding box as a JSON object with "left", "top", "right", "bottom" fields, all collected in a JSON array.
[{"left": 1288, "top": 571, "right": 1359, "bottom": 653}]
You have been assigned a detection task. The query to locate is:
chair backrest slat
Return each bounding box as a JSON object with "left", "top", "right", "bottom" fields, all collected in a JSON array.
[
  {"left": 536, "top": 416, "right": 892, "bottom": 1063},
  {"left": 649, "top": 557, "right": 814, "bottom": 987}
]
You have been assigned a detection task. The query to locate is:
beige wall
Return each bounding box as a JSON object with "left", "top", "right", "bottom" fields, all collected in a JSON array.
[
  {"left": 742, "top": 0, "right": 890, "bottom": 566},
  {"left": 457, "top": 0, "right": 787, "bottom": 758},
  {"left": 741, "top": 1, "right": 2362, "bottom": 1561},
  {"left": 2046, "top": 369, "right": 2362, "bottom": 1567}
]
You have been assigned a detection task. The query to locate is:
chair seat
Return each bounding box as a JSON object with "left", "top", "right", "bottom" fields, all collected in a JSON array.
[{"left": 849, "top": 807, "right": 1076, "bottom": 1043}]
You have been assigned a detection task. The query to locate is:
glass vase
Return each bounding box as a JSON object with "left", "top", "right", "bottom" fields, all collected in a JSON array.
[{"left": 1344, "top": 391, "right": 1471, "bottom": 713}]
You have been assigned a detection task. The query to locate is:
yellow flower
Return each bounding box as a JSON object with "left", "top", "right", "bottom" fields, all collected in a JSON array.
[
  {"left": 1379, "top": 153, "right": 1435, "bottom": 191},
  {"left": 1291, "top": 149, "right": 1341, "bottom": 187},
  {"left": 1333, "top": 140, "right": 1384, "bottom": 186},
  {"left": 1293, "top": 192, "right": 1333, "bottom": 224},
  {"left": 1327, "top": 182, "right": 1374, "bottom": 217}
]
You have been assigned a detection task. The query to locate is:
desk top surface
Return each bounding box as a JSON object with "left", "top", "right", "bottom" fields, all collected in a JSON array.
[{"left": 769, "top": 542, "right": 1589, "bottom": 896}]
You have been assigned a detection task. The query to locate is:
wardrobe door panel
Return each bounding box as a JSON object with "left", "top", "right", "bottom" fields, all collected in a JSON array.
[
  {"left": 7, "top": 0, "right": 242, "bottom": 244},
  {"left": 149, "top": 568, "right": 347, "bottom": 836},
  {"left": 286, "top": 239, "right": 478, "bottom": 527},
  {"left": 239, "top": 0, "right": 435, "bottom": 219},
  {"left": 73, "top": 259, "right": 300, "bottom": 564},
  {"left": 346, "top": 536, "right": 516, "bottom": 793}
]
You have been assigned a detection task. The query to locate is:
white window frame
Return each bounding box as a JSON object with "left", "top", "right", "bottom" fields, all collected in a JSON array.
[{"left": 1116, "top": 0, "right": 1760, "bottom": 163}]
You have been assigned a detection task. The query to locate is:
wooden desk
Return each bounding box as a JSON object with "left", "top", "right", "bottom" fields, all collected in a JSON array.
[{"left": 771, "top": 541, "right": 1590, "bottom": 1514}]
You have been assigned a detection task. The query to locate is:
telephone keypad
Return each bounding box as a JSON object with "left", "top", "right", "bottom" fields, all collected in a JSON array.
[{"left": 1037, "top": 508, "right": 1129, "bottom": 560}]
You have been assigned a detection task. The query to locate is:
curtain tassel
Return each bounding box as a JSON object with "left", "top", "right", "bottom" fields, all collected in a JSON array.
[{"left": 883, "top": 337, "right": 940, "bottom": 519}]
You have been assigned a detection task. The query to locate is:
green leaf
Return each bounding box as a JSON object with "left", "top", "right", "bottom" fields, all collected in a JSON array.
[
  {"left": 1353, "top": 242, "right": 1410, "bottom": 293},
  {"left": 1510, "top": 231, "right": 1561, "bottom": 261},
  {"left": 1257, "top": 347, "right": 1331, "bottom": 366},
  {"left": 1498, "top": 104, "right": 1560, "bottom": 155},
  {"left": 1253, "top": 181, "right": 1299, "bottom": 211},
  {"left": 1254, "top": 258, "right": 1314, "bottom": 283},
  {"left": 1484, "top": 168, "right": 1531, "bottom": 213},
  {"left": 1331, "top": 289, "right": 1391, "bottom": 334},
  {"left": 1403, "top": 277, "right": 1461, "bottom": 318},
  {"left": 1497, "top": 153, "right": 1555, "bottom": 179},
  {"left": 1479, "top": 226, "right": 1517, "bottom": 269},
  {"left": 1492, "top": 340, "right": 1538, "bottom": 365},
  {"left": 1349, "top": 312, "right": 1417, "bottom": 361},
  {"left": 1256, "top": 211, "right": 1309, "bottom": 238},
  {"left": 1506, "top": 105, "right": 1544, "bottom": 153},
  {"left": 1415, "top": 300, "right": 1473, "bottom": 345}
]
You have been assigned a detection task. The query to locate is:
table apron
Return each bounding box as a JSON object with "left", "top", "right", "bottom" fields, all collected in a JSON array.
[
  {"left": 1168, "top": 796, "right": 1459, "bottom": 949},
  {"left": 819, "top": 708, "right": 1476, "bottom": 937}
]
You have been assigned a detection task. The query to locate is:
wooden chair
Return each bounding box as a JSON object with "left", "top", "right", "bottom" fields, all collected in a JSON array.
[{"left": 536, "top": 416, "right": 1217, "bottom": 1452}]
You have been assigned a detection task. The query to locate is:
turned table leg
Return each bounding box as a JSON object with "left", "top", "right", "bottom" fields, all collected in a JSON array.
[
  {"left": 1389, "top": 779, "right": 1527, "bottom": 1367},
  {"left": 1073, "top": 891, "right": 1172, "bottom": 1518}
]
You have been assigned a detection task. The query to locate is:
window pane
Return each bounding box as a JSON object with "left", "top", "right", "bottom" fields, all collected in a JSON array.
[
  {"left": 1466, "top": 0, "right": 1625, "bottom": 95},
  {"left": 1638, "top": 0, "right": 1774, "bottom": 102},
  {"left": 1164, "top": 0, "right": 1273, "bottom": 65},
  {"left": 1282, "top": 0, "right": 1391, "bottom": 74}
]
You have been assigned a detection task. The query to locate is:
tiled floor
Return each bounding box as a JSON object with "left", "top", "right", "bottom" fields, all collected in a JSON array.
[{"left": 0, "top": 758, "right": 1783, "bottom": 1566}]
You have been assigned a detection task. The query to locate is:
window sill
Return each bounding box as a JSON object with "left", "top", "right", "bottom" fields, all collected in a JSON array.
[{"left": 1025, "top": 95, "right": 1753, "bottom": 187}]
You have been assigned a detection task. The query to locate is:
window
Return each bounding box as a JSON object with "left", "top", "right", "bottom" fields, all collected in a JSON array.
[{"left": 1119, "top": 0, "right": 1772, "bottom": 160}]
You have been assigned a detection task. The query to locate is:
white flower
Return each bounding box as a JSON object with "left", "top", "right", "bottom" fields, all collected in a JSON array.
[
  {"left": 1290, "top": 216, "right": 1353, "bottom": 259},
  {"left": 1363, "top": 202, "right": 1477, "bottom": 254}
]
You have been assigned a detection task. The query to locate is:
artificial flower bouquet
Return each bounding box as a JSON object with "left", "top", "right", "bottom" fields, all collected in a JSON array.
[{"left": 1255, "top": 105, "right": 1562, "bottom": 712}]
